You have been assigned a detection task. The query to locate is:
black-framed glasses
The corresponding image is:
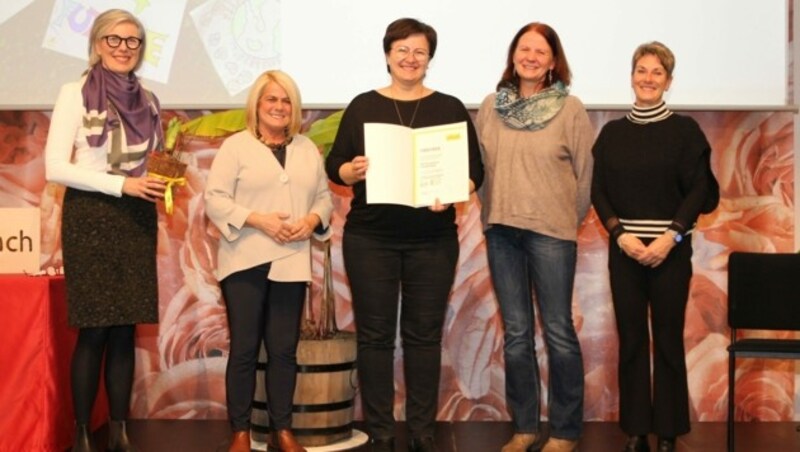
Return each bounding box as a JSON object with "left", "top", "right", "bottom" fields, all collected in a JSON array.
[{"left": 103, "top": 34, "right": 142, "bottom": 50}]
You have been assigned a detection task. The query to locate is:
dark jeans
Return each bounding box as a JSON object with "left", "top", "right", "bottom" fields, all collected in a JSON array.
[
  {"left": 221, "top": 264, "right": 306, "bottom": 431},
  {"left": 485, "top": 225, "right": 584, "bottom": 440},
  {"left": 343, "top": 230, "right": 459, "bottom": 440},
  {"left": 609, "top": 239, "right": 692, "bottom": 437}
]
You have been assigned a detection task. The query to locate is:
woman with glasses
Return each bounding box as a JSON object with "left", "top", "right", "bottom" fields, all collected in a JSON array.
[
  {"left": 475, "top": 22, "right": 594, "bottom": 452},
  {"left": 45, "top": 9, "right": 165, "bottom": 452},
  {"left": 325, "top": 17, "right": 483, "bottom": 452}
]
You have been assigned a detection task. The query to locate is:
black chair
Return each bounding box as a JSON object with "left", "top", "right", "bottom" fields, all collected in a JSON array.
[{"left": 727, "top": 251, "right": 800, "bottom": 451}]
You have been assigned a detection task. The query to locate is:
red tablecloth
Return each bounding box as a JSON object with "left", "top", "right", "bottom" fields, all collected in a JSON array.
[{"left": 0, "top": 275, "right": 107, "bottom": 452}]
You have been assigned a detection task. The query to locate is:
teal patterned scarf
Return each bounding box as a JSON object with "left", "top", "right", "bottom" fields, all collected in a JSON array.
[{"left": 494, "top": 81, "right": 568, "bottom": 130}]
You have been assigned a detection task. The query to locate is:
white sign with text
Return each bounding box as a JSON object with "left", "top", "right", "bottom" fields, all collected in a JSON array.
[{"left": 0, "top": 208, "right": 40, "bottom": 274}]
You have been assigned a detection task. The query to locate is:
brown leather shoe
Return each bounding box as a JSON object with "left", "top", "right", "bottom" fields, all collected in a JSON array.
[
  {"left": 542, "top": 437, "right": 579, "bottom": 452},
  {"left": 268, "top": 429, "right": 306, "bottom": 452},
  {"left": 501, "top": 433, "right": 542, "bottom": 452},
  {"left": 228, "top": 430, "right": 250, "bottom": 452}
]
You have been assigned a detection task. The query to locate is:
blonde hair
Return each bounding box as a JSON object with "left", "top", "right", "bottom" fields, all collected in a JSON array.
[
  {"left": 87, "top": 9, "right": 147, "bottom": 72},
  {"left": 631, "top": 41, "right": 675, "bottom": 77},
  {"left": 245, "top": 70, "right": 303, "bottom": 139}
]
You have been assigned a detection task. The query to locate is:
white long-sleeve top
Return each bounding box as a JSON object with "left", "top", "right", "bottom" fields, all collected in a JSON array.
[
  {"left": 205, "top": 130, "right": 333, "bottom": 282},
  {"left": 44, "top": 79, "right": 145, "bottom": 195}
]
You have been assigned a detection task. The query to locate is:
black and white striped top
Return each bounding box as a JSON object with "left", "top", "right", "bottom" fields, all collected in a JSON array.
[
  {"left": 618, "top": 218, "right": 693, "bottom": 239},
  {"left": 626, "top": 101, "right": 673, "bottom": 124},
  {"left": 591, "top": 112, "right": 716, "bottom": 244}
]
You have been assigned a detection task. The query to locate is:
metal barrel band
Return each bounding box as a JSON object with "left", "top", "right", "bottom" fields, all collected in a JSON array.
[
  {"left": 293, "top": 399, "right": 354, "bottom": 413},
  {"left": 297, "top": 361, "right": 356, "bottom": 373}
]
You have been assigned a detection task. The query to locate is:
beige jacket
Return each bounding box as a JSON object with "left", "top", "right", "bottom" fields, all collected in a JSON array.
[{"left": 205, "top": 130, "right": 333, "bottom": 281}]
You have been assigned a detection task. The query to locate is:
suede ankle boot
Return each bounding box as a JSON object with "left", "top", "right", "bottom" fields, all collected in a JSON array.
[
  {"left": 72, "top": 424, "right": 97, "bottom": 452},
  {"left": 108, "top": 420, "right": 137, "bottom": 452}
]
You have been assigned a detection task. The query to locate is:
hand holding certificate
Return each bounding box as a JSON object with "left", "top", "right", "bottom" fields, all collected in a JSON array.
[{"left": 364, "top": 121, "right": 469, "bottom": 208}]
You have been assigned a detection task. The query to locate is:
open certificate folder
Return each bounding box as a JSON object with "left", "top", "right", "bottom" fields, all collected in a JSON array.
[{"left": 364, "top": 121, "right": 469, "bottom": 207}]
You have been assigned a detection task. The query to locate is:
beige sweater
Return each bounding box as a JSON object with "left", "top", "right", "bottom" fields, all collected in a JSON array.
[
  {"left": 475, "top": 94, "right": 594, "bottom": 241},
  {"left": 205, "top": 131, "right": 333, "bottom": 282}
]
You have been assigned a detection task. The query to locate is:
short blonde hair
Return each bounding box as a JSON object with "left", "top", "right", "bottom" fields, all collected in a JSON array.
[
  {"left": 631, "top": 41, "right": 675, "bottom": 77},
  {"left": 87, "top": 9, "right": 147, "bottom": 72},
  {"left": 245, "top": 70, "right": 303, "bottom": 139}
]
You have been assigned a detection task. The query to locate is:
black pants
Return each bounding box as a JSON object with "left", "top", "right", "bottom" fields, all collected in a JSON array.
[
  {"left": 343, "top": 230, "right": 459, "bottom": 440},
  {"left": 608, "top": 239, "right": 693, "bottom": 437},
  {"left": 221, "top": 264, "right": 306, "bottom": 431}
]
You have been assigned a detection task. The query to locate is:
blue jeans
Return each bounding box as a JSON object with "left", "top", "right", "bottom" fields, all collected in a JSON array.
[{"left": 485, "top": 225, "right": 583, "bottom": 440}]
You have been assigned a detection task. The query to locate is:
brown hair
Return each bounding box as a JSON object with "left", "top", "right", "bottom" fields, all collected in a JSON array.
[
  {"left": 631, "top": 41, "right": 675, "bottom": 77},
  {"left": 497, "top": 22, "right": 571, "bottom": 91},
  {"left": 382, "top": 18, "right": 437, "bottom": 73}
]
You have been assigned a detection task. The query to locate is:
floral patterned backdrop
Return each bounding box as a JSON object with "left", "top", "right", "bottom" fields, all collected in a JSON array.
[{"left": 0, "top": 104, "right": 794, "bottom": 423}]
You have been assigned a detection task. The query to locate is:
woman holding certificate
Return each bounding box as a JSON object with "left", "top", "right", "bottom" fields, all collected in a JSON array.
[
  {"left": 475, "top": 22, "right": 594, "bottom": 452},
  {"left": 325, "top": 17, "right": 483, "bottom": 452}
]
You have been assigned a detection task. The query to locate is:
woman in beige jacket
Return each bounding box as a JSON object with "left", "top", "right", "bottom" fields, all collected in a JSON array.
[{"left": 205, "top": 70, "right": 332, "bottom": 452}]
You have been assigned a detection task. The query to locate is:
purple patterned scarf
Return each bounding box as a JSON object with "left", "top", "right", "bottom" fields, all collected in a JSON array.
[{"left": 82, "top": 64, "right": 162, "bottom": 176}]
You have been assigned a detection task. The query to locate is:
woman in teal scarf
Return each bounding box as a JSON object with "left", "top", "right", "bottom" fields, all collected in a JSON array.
[{"left": 475, "top": 22, "right": 594, "bottom": 452}]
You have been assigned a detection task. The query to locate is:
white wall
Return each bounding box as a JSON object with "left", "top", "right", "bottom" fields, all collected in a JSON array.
[{"left": 0, "top": 0, "right": 789, "bottom": 109}]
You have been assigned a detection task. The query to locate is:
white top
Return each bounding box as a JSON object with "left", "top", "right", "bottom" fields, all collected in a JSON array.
[
  {"left": 45, "top": 79, "right": 127, "bottom": 195},
  {"left": 205, "top": 130, "right": 333, "bottom": 282}
]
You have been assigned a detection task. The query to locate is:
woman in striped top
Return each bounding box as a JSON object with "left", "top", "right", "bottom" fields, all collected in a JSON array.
[{"left": 590, "top": 41, "right": 719, "bottom": 452}]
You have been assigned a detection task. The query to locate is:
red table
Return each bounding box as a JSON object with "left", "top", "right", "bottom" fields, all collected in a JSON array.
[{"left": 0, "top": 275, "right": 107, "bottom": 451}]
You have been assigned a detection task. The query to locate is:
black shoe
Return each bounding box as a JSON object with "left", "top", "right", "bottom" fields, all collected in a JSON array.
[
  {"left": 409, "top": 436, "right": 437, "bottom": 452},
  {"left": 72, "top": 424, "right": 98, "bottom": 452},
  {"left": 371, "top": 437, "right": 395, "bottom": 452},
  {"left": 623, "top": 435, "right": 649, "bottom": 452},
  {"left": 656, "top": 437, "right": 675, "bottom": 452},
  {"left": 108, "top": 420, "right": 137, "bottom": 452}
]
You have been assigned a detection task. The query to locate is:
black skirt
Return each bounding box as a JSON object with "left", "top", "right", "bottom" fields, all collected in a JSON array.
[{"left": 61, "top": 187, "right": 159, "bottom": 328}]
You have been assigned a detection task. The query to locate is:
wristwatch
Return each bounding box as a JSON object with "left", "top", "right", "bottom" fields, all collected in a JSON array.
[{"left": 667, "top": 229, "right": 683, "bottom": 243}]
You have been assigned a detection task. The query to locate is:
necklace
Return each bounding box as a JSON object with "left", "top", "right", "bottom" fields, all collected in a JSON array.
[
  {"left": 258, "top": 132, "right": 292, "bottom": 151},
  {"left": 392, "top": 98, "right": 421, "bottom": 127},
  {"left": 258, "top": 135, "right": 292, "bottom": 168},
  {"left": 262, "top": 138, "right": 292, "bottom": 151}
]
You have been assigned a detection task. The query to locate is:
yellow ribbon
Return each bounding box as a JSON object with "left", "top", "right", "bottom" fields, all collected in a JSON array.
[{"left": 148, "top": 172, "right": 186, "bottom": 215}]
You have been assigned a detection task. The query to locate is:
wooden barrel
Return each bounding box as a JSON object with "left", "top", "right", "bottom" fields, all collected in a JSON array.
[{"left": 251, "top": 332, "right": 358, "bottom": 447}]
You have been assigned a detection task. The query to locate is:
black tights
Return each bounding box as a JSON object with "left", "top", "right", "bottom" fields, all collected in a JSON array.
[{"left": 71, "top": 325, "right": 136, "bottom": 423}]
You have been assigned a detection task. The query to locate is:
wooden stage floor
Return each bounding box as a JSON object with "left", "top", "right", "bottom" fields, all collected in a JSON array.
[{"left": 86, "top": 420, "right": 800, "bottom": 451}]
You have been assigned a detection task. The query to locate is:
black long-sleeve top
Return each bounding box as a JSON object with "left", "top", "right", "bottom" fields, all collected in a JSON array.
[
  {"left": 591, "top": 113, "right": 719, "bottom": 241},
  {"left": 326, "top": 90, "right": 484, "bottom": 239}
]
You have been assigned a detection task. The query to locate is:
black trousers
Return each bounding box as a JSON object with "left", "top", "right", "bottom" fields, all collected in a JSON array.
[
  {"left": 343, "top": 230, "right": 459, "bottom": 440},
  {"left": 221, "top": 263, "right": 306, "bottom": 431},
  {"left": 608, "top": 239, "right": 693, "bottom": 437}
]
